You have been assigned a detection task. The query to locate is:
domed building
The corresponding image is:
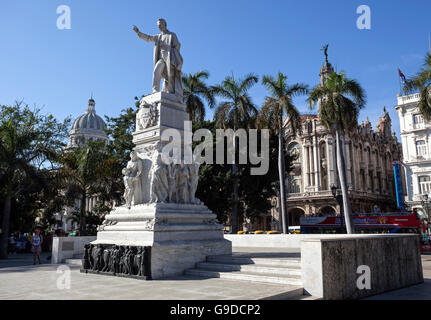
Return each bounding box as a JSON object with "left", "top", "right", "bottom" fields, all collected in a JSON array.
[
  {"left": 67, "top": 97, "right": 108, "bottom": 147},
  {"left": 55, "top": 97, "right": 108, "bottom": 232}
]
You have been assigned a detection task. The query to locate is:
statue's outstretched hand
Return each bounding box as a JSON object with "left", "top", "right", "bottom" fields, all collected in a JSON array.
[{"left": 133, "top": 25, "right": 140, "bottom": 34}]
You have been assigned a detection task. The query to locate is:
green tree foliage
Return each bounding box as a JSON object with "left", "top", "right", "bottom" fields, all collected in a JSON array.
[
  {"left": 192, "top": 120, "right": 283, "bottom": 231},
  {"left": 58, "top": 140, "right": 121, "bottom": 236},
  {"left": 0, "top": 102, "right": 70, "bottom": 258},
  {"left": 211, "top": 73, "right": 259, "bottom": 233},
  {"left": 182, "top": 70, "right": 215, "bottom": 124},
  {"left": 258, "top": 72, "right": 308, "bottom": 233},
  {"left": 308, "top": 71, "right": 366, "bottom": 234},
  {"left": 105, "top": 103, "right": 138, "bottom": 169},
  {"left": 404, "top": 53, "right": 431, "bottom": 120}
]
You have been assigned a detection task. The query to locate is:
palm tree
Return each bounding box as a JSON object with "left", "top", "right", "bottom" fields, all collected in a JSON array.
[
  {"left": 212, "top": 73, "right": 259, "bottom": 233},
  {"left": 59, "top": 140, "right": 110, "bottom": 236},
  {"left": 404, "top": 53, "right": 431, "bottom": 120},
  {"left": 258, "top": 72, "right": 308, "bottom": 234},
  {"left": 0, "top": 103, "right": 68, "bottom": 259},
  {"left": 307, "top": 71, "right": 366, "bottom": 234},
  {"left": 182, "top": 70, "right": 215, "bottom": 124}
]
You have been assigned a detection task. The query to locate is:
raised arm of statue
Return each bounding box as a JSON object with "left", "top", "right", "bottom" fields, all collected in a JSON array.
[{"left": 133, "top": 25, "right": 156, "bottom": 43}]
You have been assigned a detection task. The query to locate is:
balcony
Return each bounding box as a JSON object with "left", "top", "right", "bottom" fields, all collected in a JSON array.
[
  {"left": 413, "top": 123, "right": 426, "bottom": 130},
  {"left": 397, "top": 93, "right": 421, "bottom": 105}
]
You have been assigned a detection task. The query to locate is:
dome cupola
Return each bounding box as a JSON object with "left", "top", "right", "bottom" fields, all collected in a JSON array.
[{"left": 68, "top": 97, "right": 108, "bottom": 148}]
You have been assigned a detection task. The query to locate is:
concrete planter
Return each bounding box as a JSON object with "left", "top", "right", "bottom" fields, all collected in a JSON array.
[
  {"left": 52, "top": 236, "right": 96, "bottom": 264},
  {"left": 301, "top": 234, "right": 424, "bottom": 299}
]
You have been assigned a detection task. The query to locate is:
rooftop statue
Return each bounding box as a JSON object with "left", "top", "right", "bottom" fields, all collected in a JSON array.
[{"left": 133, "top": 19, "right": 183, "bottom": 102}]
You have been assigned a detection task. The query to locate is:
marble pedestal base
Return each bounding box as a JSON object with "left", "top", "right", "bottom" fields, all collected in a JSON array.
[{"left": 90, "top": 203, "right": 232, "bottom": 279}]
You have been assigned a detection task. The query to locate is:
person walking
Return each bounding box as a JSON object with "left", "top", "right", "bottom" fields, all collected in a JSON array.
[
  {"left": 46, "top": 232, "right": 53, "bottom": 261},
  {"left": 31, "top": 229, "right": 43, "bottom": 265},
  {"left": 8, "top": 233, "right": 16, "bottom": 254}
]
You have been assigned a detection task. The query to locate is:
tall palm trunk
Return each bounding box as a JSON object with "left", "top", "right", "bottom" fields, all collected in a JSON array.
[
  {"left": 335, "top": 128, "right": 354, "bottom": 234},
  {"left": 231, "top": 109, "right": 239, "bottom": 234},
  {"left": 232, "top": 164, "right": 239, "bottom": 233},
  {"left": 0, "top": 194, "right": 12, "bottom": 259},
  {"left": 278, "top": 119, "right": 288, "bottom": 234}
]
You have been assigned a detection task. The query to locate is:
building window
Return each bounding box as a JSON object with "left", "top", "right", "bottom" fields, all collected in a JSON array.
[
  {"left": 416, "top": 140, "right": 427, "bottom": 157},
  {"left": 288, "top": 176, "right": 301, "bottom": 194},
  {"left": 413, "top": 114, "right": 424, "bottom": 128},
  {"left": 419, "top": 176, "right": 431, "bottom": 195}
]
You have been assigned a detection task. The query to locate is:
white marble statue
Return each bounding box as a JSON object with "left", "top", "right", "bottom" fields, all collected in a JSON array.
[
  {"left": 167, "top": 163, "right": 177, "bottom": 203},
  {"left": 133, "top": 19, "right": 183, "bottom": 102},
  {"left": 123, "top": 151, "right": 144, "bottom": 208},
  {"left": 188, "top": 160, "right": 201, "bottom": 204},
  {"left": 176, "top": 163, "right": 190, "bottom": 203},
  {"left": 150, "top": 153, "right": 169, "bottom": 203}
]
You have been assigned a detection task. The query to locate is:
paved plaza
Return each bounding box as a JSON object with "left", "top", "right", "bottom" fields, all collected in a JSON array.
[{"left": 0, "top": 249, "right": 430, "bottom": 300}]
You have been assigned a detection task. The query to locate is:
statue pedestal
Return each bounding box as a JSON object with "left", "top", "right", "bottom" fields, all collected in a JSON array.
[
  {"left": 83, "top": 92, "right": 232, "bottom": 280},
  {"left": 133, "top": 91, "right": 190, "bottom": 151},
  {"left": 91, "top": 203, "right": 231, "bottom": 279}
]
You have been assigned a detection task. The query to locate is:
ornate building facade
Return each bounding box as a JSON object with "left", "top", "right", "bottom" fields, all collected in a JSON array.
[
  {"left": 395, "top": 92, "right": 431, "bottom": 220},
  {"left": 54, "top": 97, "right": 108, "bottom": 232},
  {"left": 271, "top": 60, "right": 403, "bottom": 229}
]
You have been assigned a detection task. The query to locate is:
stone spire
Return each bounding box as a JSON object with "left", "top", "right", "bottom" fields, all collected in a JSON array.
[{"left": 377, "top": 106, "right": 392, "bottom": 138}]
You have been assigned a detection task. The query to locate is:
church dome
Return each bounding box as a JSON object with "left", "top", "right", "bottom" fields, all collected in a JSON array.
[
  {"left": 68, "top": 97, "right": 108, "bottom": 148},
  {"left": 71, "top": 98, "right": 106, "bottom": 131}
]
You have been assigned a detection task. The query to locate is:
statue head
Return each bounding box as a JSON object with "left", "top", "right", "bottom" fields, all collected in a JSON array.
[{"left": 157, "top": 18, "right": 167, "bottom": 32}]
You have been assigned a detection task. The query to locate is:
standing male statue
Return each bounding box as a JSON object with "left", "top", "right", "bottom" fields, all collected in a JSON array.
[{"left": 133, "top": 19, "right": 183, "bottom": 102}]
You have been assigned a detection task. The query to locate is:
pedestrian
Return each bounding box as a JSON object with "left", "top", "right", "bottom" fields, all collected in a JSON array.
[
  {"left": 8, "top": 233, "right": 16, "bottom": 254},
  {"left": 31, "top": 229, "right": 43, "bottom": 265},
  {"left": 46, "top": 233, "right": 53, "bottom": 261}
]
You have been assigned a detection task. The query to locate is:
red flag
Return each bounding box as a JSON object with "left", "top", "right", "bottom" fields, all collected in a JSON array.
[{"left": 398, "top": 68, "right": 406, "bottom": 82}]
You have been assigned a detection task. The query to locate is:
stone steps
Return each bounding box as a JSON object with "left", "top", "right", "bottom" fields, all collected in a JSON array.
[
  {"left": 196, "top": 262, "right": 302, "bottom": 276},
  {"left": 207, "top": 255, "right": 301, "bottom": 267},
  {"left": 64, "top": 258, "right": 83, "bottom": 266},
  {"left": 185, "top": 254, "right": 303, "bottom": 286},
  {"left": 185, "top": 268, "right": 303, "bottom": 286}
]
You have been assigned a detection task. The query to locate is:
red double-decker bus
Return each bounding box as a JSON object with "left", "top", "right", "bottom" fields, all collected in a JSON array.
[{"left": 300, "top": 211, "right": 431, "bottom": 253}]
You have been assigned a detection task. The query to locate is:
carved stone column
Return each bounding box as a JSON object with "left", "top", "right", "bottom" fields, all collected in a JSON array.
[
  {"left": 304, "top": 145, "right": 310, "bottom": 187},
  {"left": 309, "top": 143, "right": 314, "bottom": 186},
  {"left": 314, "top": 135, "right": 320, "bottom": 191}
]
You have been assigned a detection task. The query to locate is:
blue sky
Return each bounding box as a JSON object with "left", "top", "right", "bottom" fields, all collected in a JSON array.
[{"left": 0, "top": 0, "right": 430, "bottom": 138}]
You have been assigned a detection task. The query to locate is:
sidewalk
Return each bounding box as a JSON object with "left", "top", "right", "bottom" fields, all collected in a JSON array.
[
  {"left": 0, "top": 253, "right": 51, "bottom": 269},
  {"left": 0, "top": 250, "right": 430, "bottom": 300}
]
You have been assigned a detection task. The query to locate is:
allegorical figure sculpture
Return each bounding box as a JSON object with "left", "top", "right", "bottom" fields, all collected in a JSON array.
[
  {"left": 133, "top": 19, "right": 183, "bottom": 102},
  {"left": 176, "top": 163, "right": 190, "bottom": 203},
  {"left": 123, "top": 151, "right": 144, "bottom": 208},
  {"left": 188, "top": 160, "right": 201, "bottom": 204},
  {"left": 151, "top": 153, "right": 169, "bottom": 203}
]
